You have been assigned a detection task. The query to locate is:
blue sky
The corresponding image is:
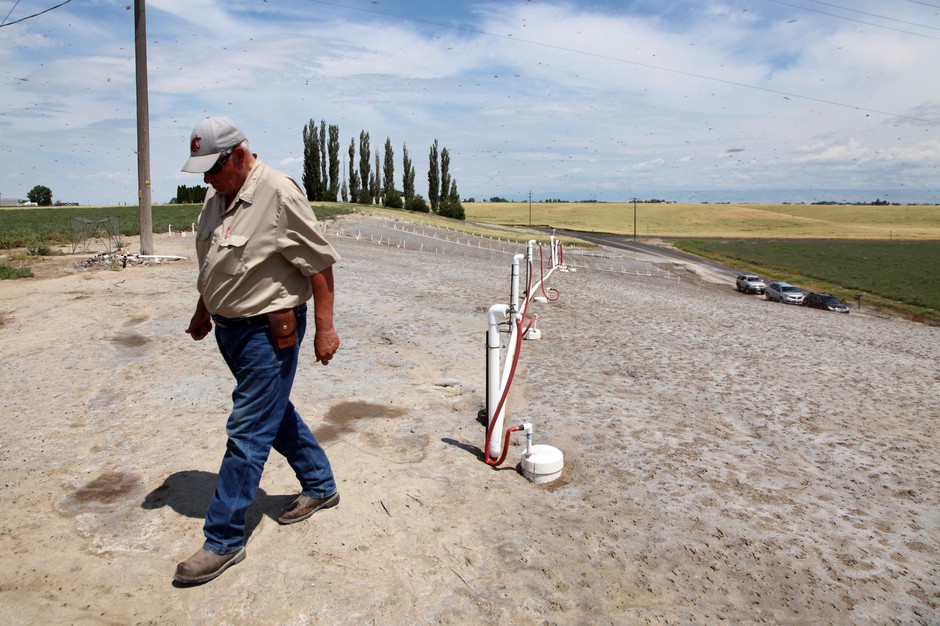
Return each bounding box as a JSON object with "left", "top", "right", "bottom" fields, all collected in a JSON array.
[{"left": 1, "top": 0, "right": 938, "bottom": 206}]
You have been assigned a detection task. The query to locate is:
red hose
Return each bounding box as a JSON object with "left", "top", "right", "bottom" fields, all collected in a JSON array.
[
  {"left": 486, "top": 425, "right": 522, "bottom": 467},
  {"left": 484, "top": 308, "right": 537, "bottom": 466},
  {"left": 484, "top": 255, "right": 543, "bottom": 467},
  {"left": 538, "top": 244, "right": 560, "bottom": 302}
]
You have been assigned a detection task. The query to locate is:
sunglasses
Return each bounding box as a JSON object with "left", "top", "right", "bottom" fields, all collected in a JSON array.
[{"left": 205, "top": 149, "right": 233, "bottom": 176}]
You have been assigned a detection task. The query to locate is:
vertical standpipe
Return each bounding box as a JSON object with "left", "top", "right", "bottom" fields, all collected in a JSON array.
[
  {"left": 527, "top": 240, "right": 537, "bottom": 299},
  {"left": 510, "top": 253, "right": 524, "bottom": 312},
  {"left": 486, "top": 304, "right": 512, "bottom": 458}
]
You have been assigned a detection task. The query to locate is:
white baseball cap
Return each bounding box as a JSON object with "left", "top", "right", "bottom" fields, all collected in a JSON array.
[{"left": 181, "top": 116, "right": 247, "bottom": 173}]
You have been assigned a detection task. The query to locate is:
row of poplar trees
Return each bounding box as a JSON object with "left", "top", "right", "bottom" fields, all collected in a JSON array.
[
  {"left": 301, "top": 119, "right": 464, "bottom": 220},
  {"left": 175, "top": 184, "right": 208, "bottom": 204}
]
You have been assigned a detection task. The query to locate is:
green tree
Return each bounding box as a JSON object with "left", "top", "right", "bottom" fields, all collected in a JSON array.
[
  {"left": 402, "top": 143, "right": 415, "bottom": 202},
  {"left": 302, "top": 119, "right": 322, "bottom": 201},
  {"left": 175, "top": 184, "right": 207, "bottom": 204},
  {"left": 318, "top": 121, "right": 328, "bottom": 201},
  {"left": 358, "top": 130, "right": 371, "bottom": 205},
  {"left": 384, "top": 188, "right": 403, "bottom": 209},
  {"left": 440, "top": 147, "right": 451, "bottom": 209},
  {"left": 328, "top": 124, "right": 341, "bottom": 201},
  {"left": 348, "top": 138, "right": 360, "bottom": 202},
  {"left": 382, "top": 138, "right": 396, "bottom": 206},
  {"left": 406, "top": 194, "right": 430, "bottom": 213},
  {"left": 372, "top": 154, "right": 381, "bottom": 204},
  {"left": 440, "top": 179, "right": 465, "bottom": 220},
  {"left": 428, "top": 139, "right": 440, "bottom": 213},
  {"left": 27, "top": 185, "right": 52, "bottom": 206}
]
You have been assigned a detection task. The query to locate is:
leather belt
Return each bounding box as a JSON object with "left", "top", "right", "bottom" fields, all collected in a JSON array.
[
  {"left": 210, "top": 313, "right": 267, "bottom": 329},
  {"left": 211, "top": 304, "right": 305, "bottom": 329}
]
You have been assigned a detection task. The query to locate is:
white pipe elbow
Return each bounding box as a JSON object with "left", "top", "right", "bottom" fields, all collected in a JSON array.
[{"left": 487, "top": 303, "right": 510, "bottom": 327}]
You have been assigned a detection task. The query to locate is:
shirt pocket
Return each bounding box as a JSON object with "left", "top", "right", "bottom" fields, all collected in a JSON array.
[{"left": 214, "top": 235, "right": 249, "bottom": 275}]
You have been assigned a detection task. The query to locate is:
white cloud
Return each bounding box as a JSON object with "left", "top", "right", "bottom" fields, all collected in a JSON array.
[
  {"left": 634, "top": 158, "right": 666, "bottom": 170},
  {"left": 0, "top": 0, "right": 936, "bottom": 205}
]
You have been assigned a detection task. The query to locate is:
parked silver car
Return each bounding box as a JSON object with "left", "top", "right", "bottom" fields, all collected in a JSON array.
[
  {"left": 766, "top": 281, "right": 804, "bottom": 304},
  {"left": 735, "top": 274, "right": 767, "bottom": 294}
]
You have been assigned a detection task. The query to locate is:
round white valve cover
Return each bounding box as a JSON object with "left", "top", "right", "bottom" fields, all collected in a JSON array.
[{"left": 521, "top": 445, "right": 564, "bottom": 484}]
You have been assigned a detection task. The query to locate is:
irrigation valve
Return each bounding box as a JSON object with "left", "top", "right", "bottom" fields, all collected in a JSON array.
[
  {"left": 524, "top": 317, "right": 542, "bottom": 341},
  {"left": 519, "top": 423, "right": 564, "bottom": 485},
  {"left": 522, "top": 423, "right": 533, "bottom": 456}
]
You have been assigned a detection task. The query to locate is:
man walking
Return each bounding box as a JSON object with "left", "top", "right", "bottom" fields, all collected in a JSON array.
[{"left": 175, "top": 116, "right": 341, "bottom": 584}]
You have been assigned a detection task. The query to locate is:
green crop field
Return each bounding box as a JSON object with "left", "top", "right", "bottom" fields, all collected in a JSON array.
[{"left": 675, "top": 239, "right": 940, "bottom": 320}]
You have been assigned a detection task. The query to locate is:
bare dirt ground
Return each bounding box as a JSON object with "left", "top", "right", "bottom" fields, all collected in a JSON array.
[{"left": 0, "top": 213, "right": 937, "bottom": 625}]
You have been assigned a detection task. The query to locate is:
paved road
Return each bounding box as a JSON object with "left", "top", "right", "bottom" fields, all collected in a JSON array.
[{"left": 547, "top": 228, "right": 742, "bottom": 286}]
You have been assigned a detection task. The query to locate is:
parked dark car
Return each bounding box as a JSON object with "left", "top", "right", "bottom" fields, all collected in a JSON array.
[{"left": 803, "top": 292, "right": 850, "bottom": 313}]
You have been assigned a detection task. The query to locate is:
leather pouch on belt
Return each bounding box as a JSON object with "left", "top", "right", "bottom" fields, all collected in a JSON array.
[{"left": 266, "top": 309, "right": 297, "bottom": 351}]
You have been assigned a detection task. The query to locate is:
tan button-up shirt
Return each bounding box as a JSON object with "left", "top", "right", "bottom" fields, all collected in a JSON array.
[{"left": 195, "top": 160, "right": 340, "bottom": 318}]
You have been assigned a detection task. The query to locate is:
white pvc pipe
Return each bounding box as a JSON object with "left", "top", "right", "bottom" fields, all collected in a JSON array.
[
  {"left": 510, "top": 253, "right": 524, "bottom": 312},
  {"left": 493, "top": 322, "right": 519, "bottom": 458},
  {"left": 526, "top": 240, "right": 536, "bottom": 299},
  {"left": 487, "top": 303, "right": 521, "bottom": 459},
  {"left": 486, "top": 303, "right": 510, "bottom": 448}
]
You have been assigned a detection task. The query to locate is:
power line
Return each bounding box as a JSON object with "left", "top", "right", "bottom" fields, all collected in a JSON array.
[
  {"left": 763, "top": 0, "right": 940, "bottom": 39},
  {"left": 304, "top": 0, "right": 939, "bottom": 126},
  {"left": 902, "top": 0, "right": 940, "bottom": 9},
  {"left": 1, "top": 0, "right": 23, "bottom": 26},
  {"left": 0, "top": 0, "right": 72, "bottom": 28},
  {"left": 799, "top": 0, "right": 940, "bottom": 31}
]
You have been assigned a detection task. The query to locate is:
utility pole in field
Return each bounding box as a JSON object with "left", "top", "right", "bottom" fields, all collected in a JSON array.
[
  {"left": 632, "top": 197, "right": 638, "bottom": 241},
  {"left": 135, "top": 0, "right": 153, "bottom": 254}
]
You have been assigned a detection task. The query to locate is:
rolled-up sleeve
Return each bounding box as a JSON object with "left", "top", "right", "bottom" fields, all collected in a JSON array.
[{"left": 276, "top": 188, "right": 341, "bottom": 276}]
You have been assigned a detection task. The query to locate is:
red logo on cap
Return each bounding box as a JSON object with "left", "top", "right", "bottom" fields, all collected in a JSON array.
[{"left": 191, "top": 135, "right": 201, "bottom": 154}]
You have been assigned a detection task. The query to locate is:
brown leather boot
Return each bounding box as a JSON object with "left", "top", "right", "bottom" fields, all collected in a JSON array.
[
  {"left": 174, "top": 547, "right": 246, "bottom": 584},
  {"left": 278, "top": 492, "right": 340, "bottom": 525}
]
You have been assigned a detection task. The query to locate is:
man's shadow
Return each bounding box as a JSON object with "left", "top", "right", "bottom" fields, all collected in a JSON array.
[{"left": 141, "top": 470, "right": 296, "bottom": 539}]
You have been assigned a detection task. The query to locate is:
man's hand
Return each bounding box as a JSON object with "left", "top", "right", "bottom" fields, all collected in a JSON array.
[
  {"left": 313, "top": 327, "right": 340, "bottom": 365},
  {"left": 310, "top": 267, "right": 338, "bottom": 365},
  {"left": 186, "top": 298, "right": 212, "bottom": 341}
]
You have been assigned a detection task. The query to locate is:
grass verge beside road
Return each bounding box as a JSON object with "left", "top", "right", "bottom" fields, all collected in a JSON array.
[
  {"left": 0, "top": 203, "right": 355, "bottom": 249},
  {"left": 675, "top": 239, "right": 940, "bottom": 323}
]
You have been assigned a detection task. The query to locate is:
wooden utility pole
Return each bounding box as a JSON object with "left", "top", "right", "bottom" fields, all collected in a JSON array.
[
  {"left": 632, "top": 197, "right": 638, "bottom": 241},
  {"left": 134, "top": 0, "right": 153, "bottom": 254}
]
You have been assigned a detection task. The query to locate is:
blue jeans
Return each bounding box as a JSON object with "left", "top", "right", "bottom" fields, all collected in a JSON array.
[{"left": 202, "top": 303, "right": 336, "bottom": 555}]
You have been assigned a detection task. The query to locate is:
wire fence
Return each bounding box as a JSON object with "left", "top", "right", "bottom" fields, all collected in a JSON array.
[{"left": 329, "top": 215, "right": 682, "bottom": 283}]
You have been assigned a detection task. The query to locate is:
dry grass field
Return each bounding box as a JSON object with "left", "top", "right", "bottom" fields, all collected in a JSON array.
[{"left": 463, "top": 202, "right": 940, "bottom": 240}]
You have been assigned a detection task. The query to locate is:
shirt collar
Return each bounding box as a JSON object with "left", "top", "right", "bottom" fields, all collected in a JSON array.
[
  {"left": 235, "top": 158, "right": 265, "bottom": 205},
  {"left": 218, "top": 158, "right": 264, "bottom": 215}
]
